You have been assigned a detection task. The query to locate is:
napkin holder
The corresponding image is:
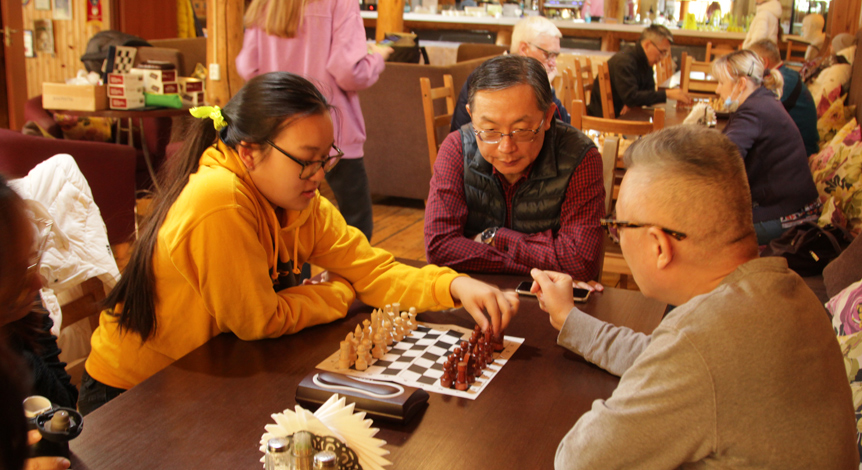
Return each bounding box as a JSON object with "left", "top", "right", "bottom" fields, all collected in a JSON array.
[{"left": 296, "top": 370, "right": 428, "bottom": 424}]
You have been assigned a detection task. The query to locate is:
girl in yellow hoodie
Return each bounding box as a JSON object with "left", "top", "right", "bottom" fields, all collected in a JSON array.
[{"left": 78, "top": 72, "right": 519, "bottom": 415}]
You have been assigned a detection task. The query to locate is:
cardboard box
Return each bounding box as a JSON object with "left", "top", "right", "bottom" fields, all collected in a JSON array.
[
  {"left": 107, "top": 72, "right": 143, "bottom": 86},
  {"left": 146, "top": 81, "right": 179, "bottom": 95},
  {"left": 110, "top": 95, "right": 146, "bottom": 110},
  {"left": 131, "top": 68, "right": 177, "bottom": 85},
  {"left": 179, "top": 77, "right": 204, "bottom": 93},
  {"left": 42, "top": 83, "right": 108, "bottom": 111},
  {"left": 107, "top": 84, "right": 144, "bottom": 97},
  {"left": 181, "top": 91, "right": 206, "bottom": 107}
]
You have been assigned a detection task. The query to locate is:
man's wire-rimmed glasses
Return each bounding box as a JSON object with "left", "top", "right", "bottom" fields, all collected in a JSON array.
[
  {"left": 473, "top": 117, "right": 546, "bottom": 145},
  {"left": 264, "top": 139, "right": 344, "bottom": 180},
  {"left": 529, "top": 43, "right": 561, "bottom": 61},
  {"left": 600, "top": 218, "right": 687, "bottom": 244},
  {"left": 649, "top": 40, "right": 671, "bottom": 58}
]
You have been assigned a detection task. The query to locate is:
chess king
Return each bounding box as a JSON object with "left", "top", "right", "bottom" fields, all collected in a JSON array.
[{"left": 424, "top": 55, "right": 605, "bottom": 281}]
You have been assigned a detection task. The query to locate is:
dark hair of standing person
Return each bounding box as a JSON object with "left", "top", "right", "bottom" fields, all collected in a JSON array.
[
  {"left": 107, "top": 72, "right": 333, "bottom": 341},
  {"left": 467, "top": 55, "right": 554, "bottom": 113}
]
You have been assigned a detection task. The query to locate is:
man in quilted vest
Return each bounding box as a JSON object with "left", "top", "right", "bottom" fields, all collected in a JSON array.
[{"left": 425, "top": 55, "right": 604, "bottom": 280}]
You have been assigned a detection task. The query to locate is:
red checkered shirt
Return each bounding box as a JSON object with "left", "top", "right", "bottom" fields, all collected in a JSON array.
[{"left": 424, "top": 131, "right": 605, "bottom": 280}]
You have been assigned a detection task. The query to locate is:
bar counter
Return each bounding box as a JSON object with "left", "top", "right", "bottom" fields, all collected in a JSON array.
[{"left": 361, "top": 12, "right": 746, "bottom": 51}]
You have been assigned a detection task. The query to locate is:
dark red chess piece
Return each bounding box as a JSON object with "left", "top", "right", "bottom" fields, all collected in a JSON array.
[{"left": 455, "top": 361, "right": 468, "bottom": 391}]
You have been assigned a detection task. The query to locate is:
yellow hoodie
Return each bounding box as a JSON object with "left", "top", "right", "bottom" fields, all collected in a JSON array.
[{"left": 87, "top": 141, "right": 463, "bottom": 390}]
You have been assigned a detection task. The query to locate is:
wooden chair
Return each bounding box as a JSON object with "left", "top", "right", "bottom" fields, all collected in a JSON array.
[
  {"left": 561, "top": 68, "right": 575, "bottom": 115},
  {"left": 420, "top": 74, "right": 456, "bottom": 173},
  {"left": 573, "top": 57, "right": 592, "bottom": 104},
  {"left": 571, "top": 99, "right": 664, "bottom": 288},
  {"left": 785, "top": 39, "right": 810, "bottom": 70},
  {"left": 704, "top": 42, "right": 738, "bottom": 62},
  {"left": 596, "top": 61, "right": 615, "bottom": 119},
  {"left": 680, "top": 54, "right": 718, "bottom": 97},
  {"left": 60, "top": 277, "right": 106, "bottom": 386},
  {"left": 655, "top": 55, "right": 674, "bottom": 90}
]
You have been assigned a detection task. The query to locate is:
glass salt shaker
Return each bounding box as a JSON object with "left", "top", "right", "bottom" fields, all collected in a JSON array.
[{"left": 265, "top": 437, "right": 291, "bottom": 470}]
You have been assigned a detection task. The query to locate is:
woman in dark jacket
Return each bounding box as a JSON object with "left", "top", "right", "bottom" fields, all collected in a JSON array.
[{"left": 713, "top": 50, "right": 820, "bottom": 244}]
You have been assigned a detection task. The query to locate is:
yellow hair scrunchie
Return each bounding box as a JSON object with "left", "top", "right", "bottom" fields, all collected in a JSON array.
[{"left": 189, "top": 105, "right": 227, "bottom": 131}]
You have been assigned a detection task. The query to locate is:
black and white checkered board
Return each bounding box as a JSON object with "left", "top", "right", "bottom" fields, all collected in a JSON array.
[
  {"left": 316, "top": 323, "right": 523, "bottom": 399},
  {"left": 108, "top": 46, "right": 137, "bottom": 74}
]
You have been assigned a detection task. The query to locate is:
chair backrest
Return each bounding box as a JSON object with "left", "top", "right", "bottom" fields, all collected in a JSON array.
[
  {"left": 570, "top": 99, "right": 664, "bottom": 138},
  {"left": 680, "top": 55, "right": 717, "bottom": 96},
  {"left": 561, "top": 68, "right": 574, "bottom": 114},
  {"left": 601, "top": 136, "right": 619, "bottom": 215},
  {"left": 455, "top": 43, "right": 507, "bottom": 63},
  {"left": 420, "top": 74, "right": 456, "bottom": 173},
  {"left": 704, "top": 42, "right": 737, "bottom": 62},
  {"left": 655, "top": 55, "right": 674, "bottom": 90},
  {"left": 573, "top": 57, "right": 592, "bottom": 104},
  {"left": 785, "top": 39, "right": 809, "bottom": 64},
  {"left": 597, "top": 61, "right": 615, "bottom": 119}
]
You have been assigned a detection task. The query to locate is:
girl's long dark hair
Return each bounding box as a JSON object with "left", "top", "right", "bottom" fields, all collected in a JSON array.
[{"left": 108, "top": 72, "right": 331, "bottom": 341}]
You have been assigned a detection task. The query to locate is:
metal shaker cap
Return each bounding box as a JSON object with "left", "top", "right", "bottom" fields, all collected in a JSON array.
[
  {"left": 313, "top": 451, "right": 338, "bottom": 468},
  {"left": 267, "top": 437, "right": 290, "bottom": 454}
]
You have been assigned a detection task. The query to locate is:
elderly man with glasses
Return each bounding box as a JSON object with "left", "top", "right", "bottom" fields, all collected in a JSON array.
[
  {"left": 588, "top": 24, "right": 692, "bottom": 118},
  {"left": 450, "top": 16, "right": 570, "bottom": 132},
  {"left": 425, "top": 55, "right": 604, "bottom": 281},
  {"left": 530, "top": 126, "right": 858, "bottom": 469}
]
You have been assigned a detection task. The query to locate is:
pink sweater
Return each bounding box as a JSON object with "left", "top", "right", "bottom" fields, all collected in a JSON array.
[{"left": 235, "top": 0, "right": 386, "bottom": 159}]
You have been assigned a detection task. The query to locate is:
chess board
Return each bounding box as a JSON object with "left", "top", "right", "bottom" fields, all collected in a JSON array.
[{"left": 316, "top": 323, "right": 523, "bottom": 400}]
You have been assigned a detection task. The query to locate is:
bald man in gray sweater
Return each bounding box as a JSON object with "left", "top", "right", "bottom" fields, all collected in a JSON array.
[{"left": 532, "top": 126, "right": 858, "bottom": 469}]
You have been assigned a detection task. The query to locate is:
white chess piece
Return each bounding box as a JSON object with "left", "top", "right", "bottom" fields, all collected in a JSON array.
[
  {"left": 383, "top": 321, "right": 393, "bottom": 345},
  {"left": 372, "top": 332, "right": 386, "bottom": 359},
  {"left": 408, "top": 307, "right": 418, "bottom": 330},
  {"left": 355, "top": 344, "right": 369, "bottom": 371},
  {"left": 401, "top": 312, "right": 412, "bottom": 337},
  {"left": 393, "top": 318, "right": 405, "bottom": 342},
  {"left": 338, "top": 340, "right": 352, "bottom": 369}
]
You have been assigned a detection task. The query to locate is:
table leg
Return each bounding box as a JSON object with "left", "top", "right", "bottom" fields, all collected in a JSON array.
[{"left": 137, "top": 117, "right": 162, "bottom": 193}]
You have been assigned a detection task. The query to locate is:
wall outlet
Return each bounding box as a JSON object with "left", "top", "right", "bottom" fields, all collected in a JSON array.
[{"left": 209, "top": 63, "right": 221, "bottom": 81}]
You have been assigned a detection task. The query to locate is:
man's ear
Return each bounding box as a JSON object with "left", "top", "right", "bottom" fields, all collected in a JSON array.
[
  {"left": 544, "top": 103, "right": 557, "bottom": 129},
  {"left": 517, "top": 41, "right": 530, "bottom": 56},
  {"left": 648, "top": 226, "right": 675, "bottom": 270},
  {"left": 466, "top": 103, "right": 472, "bottom": 120},
  {"left": 236, "top": 141, "right": 258, "bottom": 170}
]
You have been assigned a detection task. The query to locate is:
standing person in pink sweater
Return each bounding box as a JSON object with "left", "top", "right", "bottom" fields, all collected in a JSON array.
[{"left": 236, "top": 0, "right": 392, "bottom": 241}]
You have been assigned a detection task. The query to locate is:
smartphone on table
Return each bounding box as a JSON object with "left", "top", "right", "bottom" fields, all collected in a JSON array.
[{"left": 515, "top": 281, "right": 591, "bottom": 303}]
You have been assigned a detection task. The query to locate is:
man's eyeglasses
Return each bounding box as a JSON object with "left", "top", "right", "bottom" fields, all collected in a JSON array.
[
  {"left": 600, "top": 218, "right": 687, "bottom": 244},
  {"left": 649, "top": 40, "right": 671, "bottom": 58},
  {"left": 264, "top": 139, "right": 343, "bottom": 180},
  {"left": 530, "top": 43, "right": 560, "bottom": 61},
  {"left": 473, "top": 118, "right": 546, "bottom": 144},
  {"left": 10, "top": 220, "right": 52, "bottom": 312}
]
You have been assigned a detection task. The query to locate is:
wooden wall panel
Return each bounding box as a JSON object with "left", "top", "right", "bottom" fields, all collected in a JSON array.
[{"left": 22, "top": 0, "right": 112, "bottom": 99}]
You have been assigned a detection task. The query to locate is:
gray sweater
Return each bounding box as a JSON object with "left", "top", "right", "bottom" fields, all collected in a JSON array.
[{"left": 555, "top": 257, "right": 858, "bottom": 469}]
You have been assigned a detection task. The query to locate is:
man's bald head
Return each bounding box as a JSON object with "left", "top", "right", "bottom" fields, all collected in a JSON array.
[{"left": 621, "top": 126, "right": 757, "bottom": 255}]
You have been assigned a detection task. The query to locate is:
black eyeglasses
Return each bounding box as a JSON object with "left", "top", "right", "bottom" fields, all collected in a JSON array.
[
  {"left": 473, "top": 117, "right": 545, "bottom": 144},
  {"left": 529, "top": 43, "right": 560, "bottom": 61},
  {"left": 649, "top": 40, "right": 671, "bottom": 58},
  {"left": 264, "top": 139, "right": 343, "bottom": 180},
  {"left": 600, "top": 218, "right": 687, "bottom": 244}
]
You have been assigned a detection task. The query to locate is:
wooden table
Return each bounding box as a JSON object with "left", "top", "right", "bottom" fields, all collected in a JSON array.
[
  {"left": 68, "top": 271, "right": 665, "bottom": 469},
  {"left": 48, "top": 107, "right": 191, "bottom": 191}
]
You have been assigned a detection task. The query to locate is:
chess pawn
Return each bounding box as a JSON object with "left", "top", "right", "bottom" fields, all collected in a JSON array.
[
  {"left": 392, "top": 302, "right": 401, "bottom": 319},
  {"left": 337, "top": 340, "right": 352, "bottom": 369},
  {"left": 363, "top": 319, "right": 371, "bottom": 330},
  {"left": 408, "top": 307, "right": 418, "bottom": 330},
  {"left": 372, "top": 333, "right": 386, "bottom": 359},
  {"left": 361, "top": 338, "right": 373, "bottom": 363},
  {"left": 356, "top": 344, "right": 369, "bottom": 371},
  {"left": 383, "top": 320, "right": 394, "bottom": 345},
  {"left": 400, "top": 312, "right": 412, "bottom": 337},
  {"left": 346, "top": 332, "right": 357, "bottom": 363},
  {"left": 393, "top": 318, "right": 405, "bottom": 342},
  {"left": 440, "top": 370, "right": 453, "bottom": 388},
  {"left": 492, "top": 333, "right": 505, "bottom": 352}
]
